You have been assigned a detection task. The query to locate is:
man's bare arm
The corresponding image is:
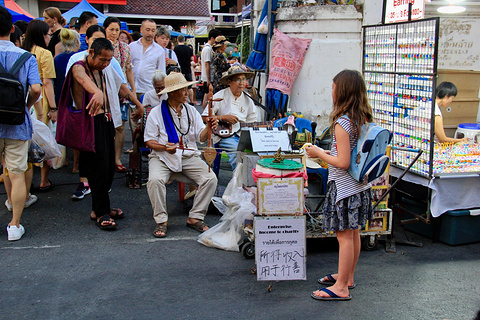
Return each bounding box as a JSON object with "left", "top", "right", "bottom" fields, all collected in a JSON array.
[
  {"left": 72, "top": 64, "right": 104, "bottom": 116},
  {"left": 119, "top": 83, "right": 144, "bottom": 121}
]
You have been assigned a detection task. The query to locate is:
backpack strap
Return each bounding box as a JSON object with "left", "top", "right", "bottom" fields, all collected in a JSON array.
[
  {"left": 0, "top": 60, "right": 6, "bottom": 74},
  {"left": 9, "top": 52, "right": 33, "bottom": 76}
]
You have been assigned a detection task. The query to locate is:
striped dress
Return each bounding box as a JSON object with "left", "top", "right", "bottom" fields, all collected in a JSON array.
[{"left": 322, "top": 116, "right": 373, "bottom": 231}]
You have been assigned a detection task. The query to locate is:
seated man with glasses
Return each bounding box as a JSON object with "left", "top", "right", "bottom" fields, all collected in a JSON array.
[
  {"left": 201, "top": 65, "right": 259, "bottom": 170},
  {"left": 142, "top": 70, "right": 167, "bottom": 106}
]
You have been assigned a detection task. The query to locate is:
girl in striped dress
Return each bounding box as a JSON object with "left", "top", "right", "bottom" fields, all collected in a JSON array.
[{"left": 306, "top": 69, "right": 374, "bottom": 301}]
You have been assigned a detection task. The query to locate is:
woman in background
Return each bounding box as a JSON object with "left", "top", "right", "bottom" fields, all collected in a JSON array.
[
  {"left": 23, "top": 19, "right": 57, "bottom": 191},
  {"left": 43, "top": 7, "right": 66, "bottom": 57}
]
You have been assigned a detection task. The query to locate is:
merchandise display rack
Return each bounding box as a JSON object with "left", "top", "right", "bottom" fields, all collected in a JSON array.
[{"left": 362, "top": 18, "right": 439, "bottom": 178}]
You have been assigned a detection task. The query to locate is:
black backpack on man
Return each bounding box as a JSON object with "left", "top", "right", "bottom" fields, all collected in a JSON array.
[{"left": 0, "top": 52, "right": 33, "bottom": 125}]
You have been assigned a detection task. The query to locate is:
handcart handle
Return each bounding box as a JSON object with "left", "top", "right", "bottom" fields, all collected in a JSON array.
[{"left": 372, "top": 149, "right": 424, "bottom": 211}]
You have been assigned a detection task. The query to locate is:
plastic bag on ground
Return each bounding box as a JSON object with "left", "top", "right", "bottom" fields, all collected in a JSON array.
[
  {"left": 222, "top": 163, "right": 244, "bottom": 206},
  {"left": 198, "top": 185, "right": 256, "bottom": 252}
]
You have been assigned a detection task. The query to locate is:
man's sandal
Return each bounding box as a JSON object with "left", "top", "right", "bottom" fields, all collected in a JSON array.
[
  {"left": 96, "top": 215, "right": 118, "bottom": 231},
  {"left": 186, "top": 220, "right": 208, "bottom": 232},
  {"left": 90, "top": 209, "right": 125, "bottom": 221},
  {"left": 153, "top": 223, "right": 167, "bottom": 238}
]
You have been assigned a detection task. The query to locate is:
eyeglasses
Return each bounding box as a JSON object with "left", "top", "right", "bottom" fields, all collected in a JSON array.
[
  {"left": 154, "top": 86, "right": 165, "bottom": 91},
  {"left": 231, "top": 78, "right": 248, "bottom": 84}
]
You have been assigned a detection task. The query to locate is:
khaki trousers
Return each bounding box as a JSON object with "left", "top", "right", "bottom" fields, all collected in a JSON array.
[{"left": 147, "top": 155, "right": 218, "bottom": 224}]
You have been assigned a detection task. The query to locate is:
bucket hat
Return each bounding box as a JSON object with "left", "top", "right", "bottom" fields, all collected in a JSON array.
[
  {"left": 158, "top": 72, "right": 198, "bottom": 95},
  {"left": 213, "top": 35, "right": 230, "bottom": 48},
  {"left": 219, "top": 65, "right": 254, "bottom": 85}
]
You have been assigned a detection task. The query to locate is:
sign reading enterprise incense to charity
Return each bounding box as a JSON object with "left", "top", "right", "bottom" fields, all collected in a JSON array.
[
  {"left": 257, "top": 178, "right": 304, "bottom": 215},
  {"left": 384, "top": 0, "right": 425, "bottom": 24},
  {"left": 254, "top": 216, "right": 306, "bottom": 281}
]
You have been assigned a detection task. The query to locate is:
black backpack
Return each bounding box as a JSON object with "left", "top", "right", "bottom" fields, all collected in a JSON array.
[{"left": 0, "top": 52, "right": 33, "bottom": 125}]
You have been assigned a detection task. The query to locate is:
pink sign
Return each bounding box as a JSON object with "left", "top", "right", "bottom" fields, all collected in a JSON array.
[{"left": 265, "top": 29, "right": 312, "bottom": 95}]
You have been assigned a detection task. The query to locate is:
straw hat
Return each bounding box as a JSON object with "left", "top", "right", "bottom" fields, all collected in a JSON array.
[
  {"left": 219, "top": 65, "right": 254, "bottom": 85},
  {"left": 158, "top": 72, "right": 198, "bottom": 95},
  {"left": 213, "top": 35, "right": 230, "bottom": 48}
]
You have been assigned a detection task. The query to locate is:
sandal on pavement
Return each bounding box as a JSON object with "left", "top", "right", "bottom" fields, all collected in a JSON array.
[
  {"left": 90, "top": 209, "right": 125, "bottom": 221},
  {"left": 38, "top": 179, "right": 55, "bottom": 192},
  {"left": 96, "top": 215, "right": 118, "bottom": 231},
  {"left": 318, "top": 274, "right": 356, "bottom": 289},
  {"left": 153, "top": 223, "right": 167, "bottom": 238},
  {"left": 186, "top": 220, "right": 208, "bottom": 232},
  {"left": 311, "top": 288, "right": 351, "bottom": 301}
]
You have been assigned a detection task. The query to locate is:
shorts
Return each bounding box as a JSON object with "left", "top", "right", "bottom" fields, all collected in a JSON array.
[
  {"left": 0, "top": 138, "right": 28, "bottom": 174},
  {"left": 183, "top": 72, "right": 193, "bottom": 89},
  {"left": 120, "top": 102, "right": 129, "bottom": 121},
  {"left": 202, "top": 81, "right": 209, "bottom": 95}
]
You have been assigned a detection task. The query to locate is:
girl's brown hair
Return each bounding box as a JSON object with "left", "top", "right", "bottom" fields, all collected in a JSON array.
[{"left": 330, "top": 69, "right": 373, "bottom": 137}]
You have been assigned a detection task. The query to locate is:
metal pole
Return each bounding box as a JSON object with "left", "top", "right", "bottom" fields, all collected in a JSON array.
[
  {"left": 266, "top": 0, "right": 271, "bottom": 77},
  {"left": 241, "top": 5, "right": 244, "bottom": 64},
  {"left": 250, "top": 0, "right": 254, "bottom": 53}
]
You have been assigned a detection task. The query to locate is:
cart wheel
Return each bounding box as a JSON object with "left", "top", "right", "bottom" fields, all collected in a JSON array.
[
  {"left": 362, "top": 236, "right": 378, "bottom": 251},
  {"left": 239, "top": 238, "right": 249, "bottom": 252},
  {"left": 241, "top": 242, "right": 255, "bottom": 259}
]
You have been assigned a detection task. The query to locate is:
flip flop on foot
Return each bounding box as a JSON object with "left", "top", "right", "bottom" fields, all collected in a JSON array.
[
  {"left": 96, "top": 215, "right": 118, "bottom": 231},
  {"left": 186, "top": 220, "right": 208, "bottom": 232},
  {"left": 91, "top": 208, "right": 125, "bottom": 221},
  {"left": 311, "top": 288, "right": 351, "bottom": 301},
  {"left": 115, "top": 164, "right": 127, "bottom": 172},
  {"left": 318, "top": 274, "right": 356, "bottom": 289},
  {"left": 153, "top": 223, "right": 167, "bottom": 238},
  {"left": 38, "top": 179, "right": 55, "bottom": 192}
]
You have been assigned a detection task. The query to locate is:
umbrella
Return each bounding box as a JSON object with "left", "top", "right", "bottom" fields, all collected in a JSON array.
[
  {"left": 4, "top": 7, "right": 33, "bottom": 22},
  {"left": 170, "top": 30, "right": 194, "bottom": 39},
  {"left": 245, "top": 0, "right": 278, "bottom": 71},
  {"left": 266, "top": 89, "right": 289, "bottom": 120}
]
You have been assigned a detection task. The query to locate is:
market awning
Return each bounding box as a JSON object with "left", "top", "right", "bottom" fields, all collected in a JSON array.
[
  {"left": 61, "top": 0, "right": 128, "bottom": 30},
  {"left": 3, "top": 0, "right": 34, "bottom": 19},
  {"left": 4, "top": 7, "right": 33, "bottom": 22}
]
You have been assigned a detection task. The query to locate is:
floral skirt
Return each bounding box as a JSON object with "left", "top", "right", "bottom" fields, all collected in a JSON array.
[{"left": 322, "top": 181, "right": 373, "bottom": 232}]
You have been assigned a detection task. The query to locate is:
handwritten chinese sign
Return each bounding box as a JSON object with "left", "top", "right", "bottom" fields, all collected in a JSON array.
[{"left": 255, "top": 216, "right": 306, "bottom": 281}]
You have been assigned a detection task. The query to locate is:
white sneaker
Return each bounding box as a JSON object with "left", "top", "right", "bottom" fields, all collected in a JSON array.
[
  {"left": 7, "top": 224, "right": 25, "bottom": 241},
  {"left": 5, "top": 199, "right": 12, "bottom": 212},
  {"left": 24, "top": 194, "right": 38, "bottom": 208},
  {"left": 5, "top": 194, "right": 38, "bottom": 211}
]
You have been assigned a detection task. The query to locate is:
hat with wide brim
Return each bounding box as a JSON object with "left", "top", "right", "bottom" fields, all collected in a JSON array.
[
  {"left": 158, "top": 72, "right": 198, "bottom": 95},
  {"left": 219, "top": 65, "right": 254, "bottom": 85},
  {"left": 213, "top": 35, "right": 230, "bottom": 48}
]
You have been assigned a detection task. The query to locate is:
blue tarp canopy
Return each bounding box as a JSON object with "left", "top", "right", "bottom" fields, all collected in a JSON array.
[
  {"left": 4, "top": 7, "right": 33, "bottom": 22},
  {"left": 170, "top": 30, "right": 194, "bottom": 39},
  {"left": 62, "top": 0, "right": 128, "bottom": 30}
]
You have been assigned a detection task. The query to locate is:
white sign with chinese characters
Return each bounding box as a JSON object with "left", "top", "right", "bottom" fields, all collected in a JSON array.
[
  {"left": 255, "top": 216, "right": 306, "bottom": 281},
  {"left": 384, "top": 0, "right": 425, "bottom": 24}
]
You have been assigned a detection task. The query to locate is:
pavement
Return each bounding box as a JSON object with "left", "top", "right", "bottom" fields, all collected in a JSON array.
[{"left": 1, "top": 127, "right": 480, "bottom": 320}]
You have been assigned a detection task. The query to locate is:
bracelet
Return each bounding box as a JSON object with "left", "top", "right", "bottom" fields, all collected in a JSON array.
[{"left": 49, "top": 108, "right": 58, "bottom": 111}]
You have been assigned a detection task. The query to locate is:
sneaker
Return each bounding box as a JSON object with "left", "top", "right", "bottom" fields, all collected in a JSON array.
[
  {"left": 7, "top": 224, "right": 25, "bottom": 241},
  {"left": 71, "top": 182, "right": 91, "bottom": 200},
  {"left": 24, "top": 194, "right": 37, "bottom": 208},
  {"left": 5, "top": 199, "right": 12, "bottom": 212},
  {"left": 4, "top": 194, "right": 37, "bottom": 211}
]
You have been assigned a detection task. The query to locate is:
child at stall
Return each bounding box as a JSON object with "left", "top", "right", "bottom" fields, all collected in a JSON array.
[{"left": 305, "top": 69, "right": 374, "bottom": 301}]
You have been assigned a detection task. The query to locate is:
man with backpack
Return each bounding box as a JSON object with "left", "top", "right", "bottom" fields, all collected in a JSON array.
[{"left": 0, "top": 7, "right": 42, "bottom": 241}]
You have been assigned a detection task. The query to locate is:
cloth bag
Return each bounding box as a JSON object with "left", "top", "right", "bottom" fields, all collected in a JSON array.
[{"left": 56, "top": 60, "right": 95, "bottom": 152}]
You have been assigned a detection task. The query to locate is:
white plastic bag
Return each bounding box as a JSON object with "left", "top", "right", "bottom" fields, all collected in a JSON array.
[
  {"left": 222, "top": 163, "right": 244, "bottom": 206},
  {"left": 198, "top": 187, "right": 256, "bottom": 252},
  {"left": 46, "top": 121, "right": 66, "bottom": 169},
  {"left": 31, "top": 117, "right": 61, "bottom": 161},
  {"left": 258, "top": 16, "right": 268, "bottom": 34}
]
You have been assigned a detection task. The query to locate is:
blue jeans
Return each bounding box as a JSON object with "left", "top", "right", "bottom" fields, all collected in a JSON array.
[{"left": 215, "top": 135, "right": 239, "bottom": 170}]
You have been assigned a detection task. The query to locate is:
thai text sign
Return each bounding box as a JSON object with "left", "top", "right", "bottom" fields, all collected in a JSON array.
[
  {"left": 255, "top": 216, "right": 306, "bottom": 281},
  {"left": 265, "top": 29, "right": 311, "bottom": 95},
  {"left": 384, "top": 0, "right": 425, "bottom": 24}
]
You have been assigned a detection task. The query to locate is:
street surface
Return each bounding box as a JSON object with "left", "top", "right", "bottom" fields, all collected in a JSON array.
[{"left": 1, "top": 134, "right": 479, "bottom": 320}]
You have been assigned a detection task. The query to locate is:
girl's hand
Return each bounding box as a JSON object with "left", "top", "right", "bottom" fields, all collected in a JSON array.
[{"left": 305, "top": 145, "right": 324, "bottom": 158}]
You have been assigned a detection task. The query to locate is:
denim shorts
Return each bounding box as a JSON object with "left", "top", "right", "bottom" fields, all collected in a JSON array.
[{"left": 120, "top": 103, "right": 129, "bottom": 121}]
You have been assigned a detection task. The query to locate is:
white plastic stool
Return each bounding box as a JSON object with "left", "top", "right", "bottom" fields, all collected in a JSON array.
[{"left": 454, "top": 123, "right": 480, "bottom": 141}]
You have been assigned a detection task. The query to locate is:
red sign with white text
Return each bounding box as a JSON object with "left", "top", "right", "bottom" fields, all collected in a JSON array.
[{"left": 384, "top": 0, "right": 425, "bottom": 24}]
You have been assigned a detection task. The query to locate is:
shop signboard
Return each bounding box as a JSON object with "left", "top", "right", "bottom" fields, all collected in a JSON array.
[
  {"left": 383, "top": 0, "right": 425, "bottom": 24},
  {"left": 249, "top": 128, "right": 291, "bottom": 152},
  {"left": 254, "top": 216, "right": 306, "bottom": 281}
]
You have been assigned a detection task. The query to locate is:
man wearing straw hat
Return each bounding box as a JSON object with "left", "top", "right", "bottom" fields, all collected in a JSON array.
[
  {"left": 201, "top": 65, "right": 258, "bottom": 170},
  {"left": 144, "top": 72, "right": 218, "bottom": 238}
]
